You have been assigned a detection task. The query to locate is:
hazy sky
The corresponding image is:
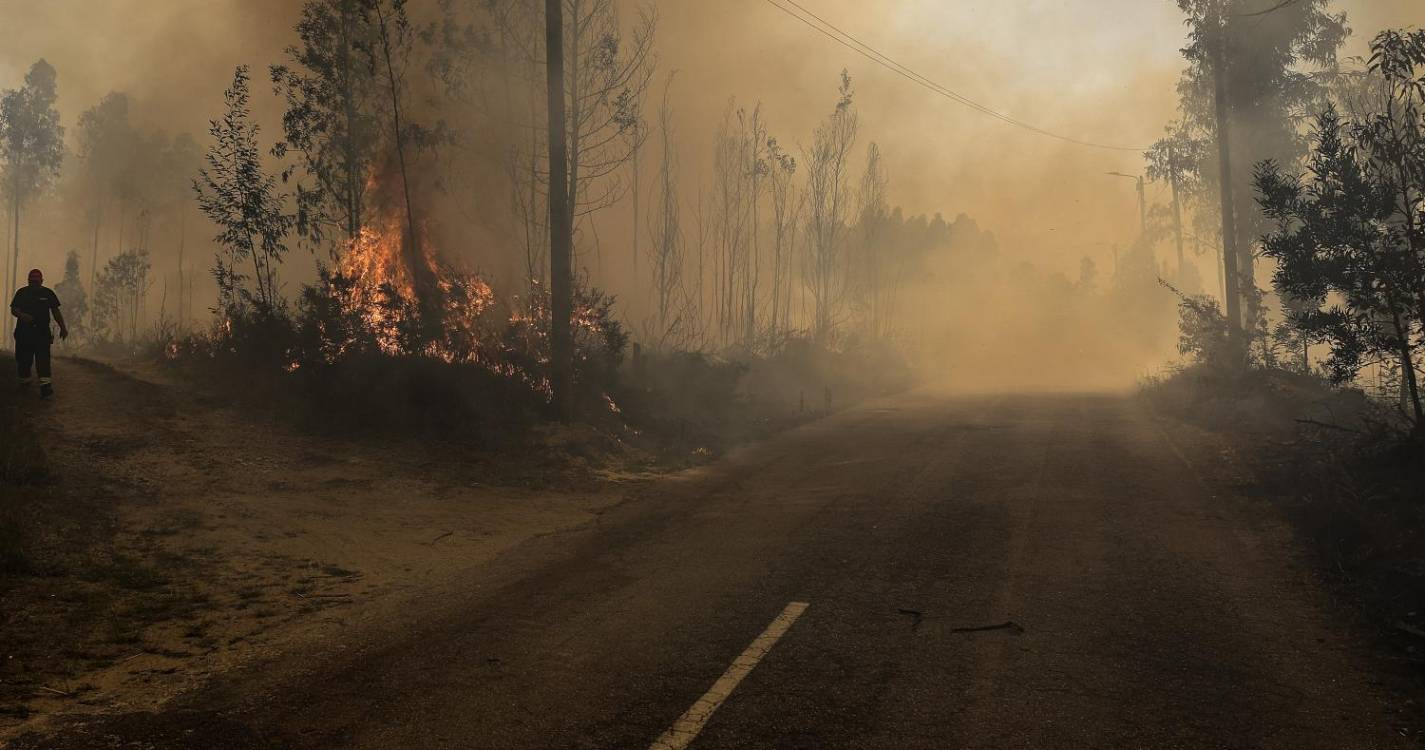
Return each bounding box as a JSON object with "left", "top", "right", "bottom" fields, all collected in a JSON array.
[
  {"left": 652, "top": 0, "right": 1421, "bottom": 272},
  {"left": 0, "top": 0, "right": 1420, "bottom": 277}
]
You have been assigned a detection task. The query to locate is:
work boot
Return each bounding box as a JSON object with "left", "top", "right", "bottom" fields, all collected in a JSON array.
[
  {"left": 39, "top": 382, "right": 53, "bottom": 399},
  {"left": 16, "top": 377, "right": 31, "bottom": 392}
]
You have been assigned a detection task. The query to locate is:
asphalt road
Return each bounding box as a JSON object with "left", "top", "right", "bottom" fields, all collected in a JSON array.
[{"left": 14, "top": 391, "right": 1399, "bottom": 749}]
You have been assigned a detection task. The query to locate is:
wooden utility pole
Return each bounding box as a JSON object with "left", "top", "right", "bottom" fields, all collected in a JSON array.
[
  {"left": 1210, "top": 4, "right": 1242, "bottom": 340},
  {"left": 546, "top": 0, "right": 575, "bottom": 422},
  {"left": 1134, "top": 175, "right": 1146, "bottom": 237}
]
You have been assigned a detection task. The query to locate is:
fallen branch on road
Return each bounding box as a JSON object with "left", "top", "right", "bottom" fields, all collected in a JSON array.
[{"left": 951, "top": 621, "right": 1024, "bottom": 635}]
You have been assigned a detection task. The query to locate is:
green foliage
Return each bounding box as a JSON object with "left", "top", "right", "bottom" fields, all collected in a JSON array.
[
  {"left": 0, "top": 59, "right": 64, "bottom": 210},
  {"left": 1172, "top": 0, "right": 1351, "bottom": 337},
  {"left": 53, "top": 250, "right": 87, "bottom": 334},
  {"left": 88, "top": 248, "right": 151, "bottom": 345},
  {"left": 194, "top": 66, "right": 295, "bottom": 314},
  {"left": 271, "top": 0, "right": 384, "bottom": 248},
  {"left": 1162, "top": 280, "right": 1236, "bottom": 369},
  {"left": 1145, "top": 121, "right": 1207, "bottom": 197},
  {"left": 171, "top": 271, "right": 629, "bottom": 431},
  {"left": 1254, "top": 30, "right": 1425, "bottom": 431},
  {"left": 76, "top": 92, "right": 133, "bottom": 194}
]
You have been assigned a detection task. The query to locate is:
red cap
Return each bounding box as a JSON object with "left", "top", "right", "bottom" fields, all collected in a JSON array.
[{"left": 26, "top": 269, "right": 41, "bottom": 283}]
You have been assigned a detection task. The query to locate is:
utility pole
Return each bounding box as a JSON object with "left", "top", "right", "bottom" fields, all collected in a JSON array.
[
  {"left": 546, "top": 0, "right": 575, "bottom": 422},
  {"left": 1135, "top": 175, "right": 1146, "bottom": 236},
  {"left": 1210, "top": 3, "right": 1242, "bottom": 340}
]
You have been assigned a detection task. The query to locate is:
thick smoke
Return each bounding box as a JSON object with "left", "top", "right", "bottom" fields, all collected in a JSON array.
[{"left": 0, "top": 0, "right": 1417, "bottom": 389}]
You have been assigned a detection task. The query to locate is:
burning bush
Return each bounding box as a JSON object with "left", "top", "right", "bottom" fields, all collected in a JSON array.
[{"left": 164, "top": 216, "right": 628, "bottom": 436}]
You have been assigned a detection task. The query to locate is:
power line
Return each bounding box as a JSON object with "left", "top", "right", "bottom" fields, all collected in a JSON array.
[
  {"left": 762, "top": 0, "right": 1149, "bottom": 153},
  {"left": 1230, "top": 0, "right": 1299, "bottom": 18}
]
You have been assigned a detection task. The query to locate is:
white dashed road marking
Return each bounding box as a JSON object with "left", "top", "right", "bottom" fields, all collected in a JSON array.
[{"left": 649, "top": 601, "right": 810, "bottom": 750}]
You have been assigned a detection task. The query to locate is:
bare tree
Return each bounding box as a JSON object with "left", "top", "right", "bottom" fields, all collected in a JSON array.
[
  {"left": 467, "top": 0, "right": 654, "bottom": 288},
  {"left": 561, "top": 0, "right": 656, "bottom": 267},
  {"left": 644, "top": 72, "right": 685, "bottom": 348},
  {"left": 802, "top": 71, "right": 858, "bottom": 342},
  {"left": 854, "top": 141, "right": 893, "bottom": 338},
  {"left": 766, "top": 136, "right": 799, "bottom": 337},
  {"left": 76, "top": 92, "right": 132, "bottom": 292},
  {"left": 711, "top": 102, "right": 745, "bottom": 345}
]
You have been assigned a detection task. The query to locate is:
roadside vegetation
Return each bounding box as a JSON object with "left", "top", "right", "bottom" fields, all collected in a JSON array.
[{"left": 1144, "top": 25, "right": 1425, "bottom": 697}]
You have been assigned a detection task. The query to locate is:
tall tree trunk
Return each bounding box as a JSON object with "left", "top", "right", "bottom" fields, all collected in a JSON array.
[
  {"left": 90, "top": 183, "right": 102, "bottom": 294},
  {"left": 1169, "top": 145, "right": 1185, "bottom": 284},
  {"left": 374, "top": 1, "right": 436, "bottom": 335},
  {"left": 250, "top": 231, "right": 267, "bottom": 309},
  {"left": 340, "top": 0, "right": 361, "bottom": 243},
  {"left": 564, "top": 0, "right": 582, "bottom": 266},
  {"left": 5, "top": 191, "right": 14, "bottom": 296},
  {"left": 546, "top": 0, "right": 575, "bottom": 422},
  {"left": 11, "top": 191, "right": 21, "bottom": 301},
  {"left": 1390, "top": 310, "right": 1424, "bottom": 433},
  {"left": 631, "top": 133, "right": 639, "bottom": 296},
  {"left": 1210, "top": 7, "right": 1242, "bottom": 345},
  {"left": 177, "top": 209, "right": 187, "bottom": 327},
  {"left": 747, "top": 154, "right": 759, "bottom": 345}
]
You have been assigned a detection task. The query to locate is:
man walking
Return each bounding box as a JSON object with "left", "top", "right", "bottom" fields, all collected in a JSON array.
[{"left": 12, "top": 268, "right": 67, "bottom": 399}]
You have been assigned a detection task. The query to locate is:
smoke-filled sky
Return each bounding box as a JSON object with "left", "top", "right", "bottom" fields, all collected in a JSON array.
[{"left": 0, "top": 0, "right": 1419, "bottom": 279}]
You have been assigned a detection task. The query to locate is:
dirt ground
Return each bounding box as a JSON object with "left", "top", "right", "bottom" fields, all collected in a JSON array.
[{"left": 0, "top": 355, "right": 642, "bottom": 741}]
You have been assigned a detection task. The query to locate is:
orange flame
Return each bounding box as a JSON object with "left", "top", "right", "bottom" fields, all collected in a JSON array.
[{"left": 336, "top": 212, "right": 495, "bottom": 362}]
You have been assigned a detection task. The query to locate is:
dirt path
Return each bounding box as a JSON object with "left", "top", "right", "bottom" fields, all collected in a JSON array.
[{"left": 1, "top": 356, "right": 625, "bottom": 739}]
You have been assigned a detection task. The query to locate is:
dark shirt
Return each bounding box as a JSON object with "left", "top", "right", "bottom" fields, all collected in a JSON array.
[{"left": 11, "top": 285, "right": 60, "bottom": 338}]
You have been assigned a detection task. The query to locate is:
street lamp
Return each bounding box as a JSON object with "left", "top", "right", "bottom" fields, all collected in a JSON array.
[{"left": 1106, "top": 171, "right": 1146, "bottom": 237}]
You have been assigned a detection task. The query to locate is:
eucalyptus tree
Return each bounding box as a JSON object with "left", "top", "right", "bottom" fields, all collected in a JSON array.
[
  {"left": 0, "top": 60, "right": 64, "bottom": 295},
  {"left": 1173, "top": 0, "right": 1349, "bottom": 339},
  {"left": 194, "top": 66, "right": 294, "bottom": 313},
  {"left": 1145, "top": 121, "right": 1207, "bottom": 287},
  {"left": 1255, "top": 30, "right": 1425, "bottom": 433},
  {"left": 76, "top": 92, "right": 134, "bottom": 290},
  {"left": 271, "top": 0, "right": 383, "bottom": 251}
]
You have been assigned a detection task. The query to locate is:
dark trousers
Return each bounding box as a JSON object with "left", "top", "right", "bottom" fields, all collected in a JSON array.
[{"left": 15, "top": 333, "right": 51, "bottom": 382}]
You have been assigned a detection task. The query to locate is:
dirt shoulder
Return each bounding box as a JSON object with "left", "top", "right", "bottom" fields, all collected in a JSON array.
[
  {"left": 1148, "top": 407, "right": 1425, "bottom": 742},
  {"left": 0, "top": 355, "right": 639, "bottom": 740}
]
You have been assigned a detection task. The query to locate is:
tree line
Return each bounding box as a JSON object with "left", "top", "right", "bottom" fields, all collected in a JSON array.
[{"left": 1146, "top": 1, "right": 1425, "bottom": 437}]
